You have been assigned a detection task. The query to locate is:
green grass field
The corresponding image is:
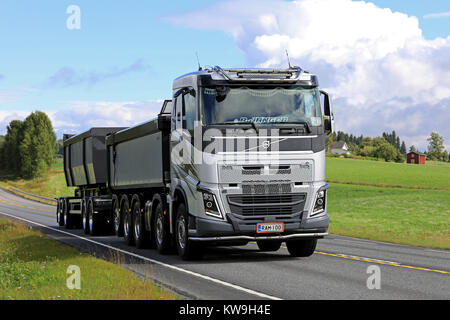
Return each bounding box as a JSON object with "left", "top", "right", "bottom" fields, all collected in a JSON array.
[
  {"left": 326, "top": 157, "right": 450, "bottom": 190},
  {"left": 327, "top": 183, "right": 449, "bottom": 249},
  {"left": 0, "top": 218, "right": 177, "bottom": 300},
  {"left": 327, "top": 158, "right": 450, "bottom": 249},
  {"left": 0, "top": 158, "right": 74, "bottom": 198}
]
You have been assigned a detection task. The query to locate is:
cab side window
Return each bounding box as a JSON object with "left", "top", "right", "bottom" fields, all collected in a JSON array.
[{"left": 183, "top": 90, "right": 196, "bottom": 134}]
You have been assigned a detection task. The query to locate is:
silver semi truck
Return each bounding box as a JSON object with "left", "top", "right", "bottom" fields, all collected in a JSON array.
[{"left": 57, "top": 66, "right": 335, "bottom": 260}]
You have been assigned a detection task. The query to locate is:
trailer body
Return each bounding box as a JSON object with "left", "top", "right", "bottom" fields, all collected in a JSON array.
[
  {"left": 106, "top": 118, "right": 170, "bottom": 191},
  {"left": 63, "top": 128, "right": 125, "bottom": 188}
]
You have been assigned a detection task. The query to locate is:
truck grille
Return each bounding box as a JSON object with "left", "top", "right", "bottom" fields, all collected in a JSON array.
[{"left": 227, "top": 194, "right": 306, "bottom": 218}]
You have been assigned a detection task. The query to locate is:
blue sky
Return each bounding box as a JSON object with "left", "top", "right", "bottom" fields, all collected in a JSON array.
[{"left": 0, "top": 0, "right": 449, "bottom": 149}]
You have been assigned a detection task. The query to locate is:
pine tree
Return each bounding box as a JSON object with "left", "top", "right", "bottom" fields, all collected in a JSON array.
[{"left": 400, "top": 141, "right": 407, "bottom": 154}]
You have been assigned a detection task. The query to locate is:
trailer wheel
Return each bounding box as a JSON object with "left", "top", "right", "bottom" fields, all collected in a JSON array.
[
  {"left": 63, "top": 200, "right": 74, "bottom": 229},
  {"left": 57, "top": 199, "right": 65, "bottom": 226},
  {"left": 286, "top": 239, "right": 317, "bottom": 257},
  {"left": 82, "top": 199, "right": 90, "bottom": 234},
  {"left": 88, "top": 199, "right": 100, "bottom": 236},
  {"left": 257, "top": 240, "right": 282, "bottom": 252},
  {"left": 175, "top": 203, "right": 203, "bottom": 260},
  {"left": 123, "top": 199, "right": 134, "bottom": 246},
  {"left": 133, "top": 199, "right": 148, "bottom": 249},
  {"left": 154, "top": 202, "right": 171, "bottom": 254},
  {"left": 112, "top": 196, "right": 123, "bottom": 237}
]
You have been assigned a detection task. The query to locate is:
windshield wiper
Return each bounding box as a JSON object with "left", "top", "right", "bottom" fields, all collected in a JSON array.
[
  {"left": 213, "top": 122, "right": 259, "bottom": 133},
  {"left": 269, "top": 121, "right": 311, "bottom": 133}
]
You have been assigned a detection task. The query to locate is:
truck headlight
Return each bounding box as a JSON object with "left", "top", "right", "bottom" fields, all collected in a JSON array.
[
  {"left": 202, "top": 192, "right": 223, "bottom": 219},
  {"left": 311, "top": 190, "right": 326, "bottom": 216}
]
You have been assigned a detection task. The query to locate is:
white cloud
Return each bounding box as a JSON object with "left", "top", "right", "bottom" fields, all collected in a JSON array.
[
  {"left": 0, "top": 100, "right": 163, "bottom": 138},
  {"left": 424, "top": 12, "right": 450, "bottom": 19},
  {"left": 168, "top": 0, "right": 450, "bottom": 150},
  {"left": 0, "top": 110, "right": 30, "bottom": 135}
]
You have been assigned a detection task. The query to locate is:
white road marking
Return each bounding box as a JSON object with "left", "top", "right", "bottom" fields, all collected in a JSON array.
[{"left": 0, "top": 210, "right": 282, "bottom": 300}]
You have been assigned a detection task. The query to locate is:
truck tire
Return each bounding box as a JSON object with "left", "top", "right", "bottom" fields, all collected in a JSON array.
[
  {"left": 257, "top": 240, "right": 282, "bottom": 252},
  {"left": 57, "top": 199, "right": 65, "bottom": 226},
  {"left": 286, "top": 239, "right": 317, "bottom": 257},
  {"left": 154, "top": 202, "right": 171, "bottom": 254},
  {"left": 133, "top": 198, "right": 149, "bottom": 249},
  {"left": 112, "top": 196, "right": 123, "bottom": 237},
  {"left": 175, "top": 203, "right": 203, "bottom": 260},
  {"left": 122, "top": 198, "right": 134, "bottom": 246},
  {"left": 82, "top": 198, "right": 90, "bottom": 234},
  {"left": 88, "top": 199, "right": 100, "bottom": 236},
  {"left": 63, "top": 200, "right": 74, "bottom": 229}
]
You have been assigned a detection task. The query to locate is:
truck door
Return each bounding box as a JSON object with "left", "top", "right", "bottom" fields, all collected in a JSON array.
[{"left": 170, "top": 88, "right": 197, "bottom": 176}]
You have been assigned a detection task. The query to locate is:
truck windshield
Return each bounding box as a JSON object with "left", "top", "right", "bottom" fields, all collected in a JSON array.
[{"left": 200, "top": 86, "right": 322, "bottom": 127}]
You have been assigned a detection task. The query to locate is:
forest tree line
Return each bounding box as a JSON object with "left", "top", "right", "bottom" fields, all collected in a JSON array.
[{"left": 328, "top": 130, "right": 448, "bottom": 162}]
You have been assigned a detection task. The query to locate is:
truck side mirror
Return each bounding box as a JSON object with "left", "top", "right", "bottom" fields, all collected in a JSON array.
[{"left": 320, "top": 90, "right": 335, "bottom": 136}]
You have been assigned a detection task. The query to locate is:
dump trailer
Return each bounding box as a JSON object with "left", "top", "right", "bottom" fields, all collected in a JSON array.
[{"left": 57, "top": 66, "right": 335, "bottom": 260}]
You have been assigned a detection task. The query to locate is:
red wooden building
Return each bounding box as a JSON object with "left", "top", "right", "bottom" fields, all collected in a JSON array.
[{"left": 406, "top": 152, "right": 426, "bottom": 165}]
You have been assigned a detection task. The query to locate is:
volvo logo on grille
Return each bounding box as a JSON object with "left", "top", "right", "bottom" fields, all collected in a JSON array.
[{"left": 262, "top": 141, "right": 271, "bottom": 149}]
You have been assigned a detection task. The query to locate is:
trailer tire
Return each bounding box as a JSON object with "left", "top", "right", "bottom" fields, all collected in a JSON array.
[
  {"left": 57, "top": 199, "right": 65, "bottom": 226},
  {"left": 257, "top": 240, "right": 282, "bottom": 252},
  {"left": 175, "top": 203, "right": 203, "bottom": 260},
  {"left": 82, "top": 198, "right": 90, "bottom": 234},
  {"left": 112, "top": 196, "right": 123, "bottom": 237},
  {"left": 286, "top": 239, "right": 317, "bottom": 257},
  {"left": 88, "top": 199, "right": 100, "bottom": 236},
  {"left": 123, "top": 198, "right": 134, "bottom": 246},
  {"left": 133, "top": 198, "right": 148, "bottom": 249},
  {"left": 63, "top": 200, "right": 74, "bottom": 229},
  {"left": 154, "top": 202, "right": 171, "bottom": 254}
]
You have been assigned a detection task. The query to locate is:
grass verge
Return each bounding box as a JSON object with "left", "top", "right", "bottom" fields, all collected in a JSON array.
[{"left": 0, "top": 218, "right": 177, "bottom": 300}]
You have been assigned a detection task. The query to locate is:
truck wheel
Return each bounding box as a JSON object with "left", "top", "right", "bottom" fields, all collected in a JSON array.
[
  {"left": 88, "top": 199, "right": 100, "bottom": 236},
  {"left": 82, "top": 199, "right": 90, "bottom": 234},
  {"left": 112, "top": 196, "right": 123, "bottom": 237},
  {"left": 57, "top": 199, "right": 65, "bottom": 226},
  {"left": 133, "top": 199, "right": 148, "bottom": 249},
  {"left": 123, "top": 199, "right": 134, "bottom": 246},
  {"left": 175, "top": 203, "right": 203, "bottom": 260},
  {"left": 63, "top": 201, "right": 73, "bottom": 229},
  {"left": 286, "top": 239, "right": 318, "bottom": 257},
  {"left": 154, "top": 202, "right": 171, "bottom": 254},
  {"left": 257, "top": 240, "right": 282, "bottom": 252}
]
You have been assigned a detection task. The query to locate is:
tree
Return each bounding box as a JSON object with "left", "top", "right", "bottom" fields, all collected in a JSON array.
[
  {"left": 326, "top": 132, "right": 336, "bottom": 153},
  {"left": 443, "top": 150, "right": 449, "bottom": 163},
  {"left": 19, "top": 111, "right": 57, "bottom": 178},
  {"left": 1, "top": 120, "right": 25, "bottom": 175},
  {"left": 400, "top": 141, "right": 407, "bottom": 154},
  {"left": 409, "top": 145, "right": 417, "bottom": 153},
  {"left": 427, "top": 132, "right": 445, "bottom": 161}
]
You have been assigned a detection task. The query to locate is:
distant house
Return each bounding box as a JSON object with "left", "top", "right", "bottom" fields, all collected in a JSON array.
[
  {"left": 407, "top": 152, "right": 426, "bottom": 165},
  {"left": 330, "top": 141, "right": 350, "bottom": 155}
]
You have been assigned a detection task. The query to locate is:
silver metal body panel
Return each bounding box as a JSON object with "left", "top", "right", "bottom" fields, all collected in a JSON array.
[{"left": 110, "top": 132, "right": 164, "bottom": 189}]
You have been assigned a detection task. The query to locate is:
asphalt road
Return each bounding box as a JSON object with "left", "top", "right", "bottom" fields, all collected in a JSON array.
[{"left": 0, "top": 188, "right": 448, "bottom": 300}]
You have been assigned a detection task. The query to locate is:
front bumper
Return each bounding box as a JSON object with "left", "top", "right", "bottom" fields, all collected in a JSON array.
[{"left": 188, "top": 212, "right": 329, "bottom": 242}]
